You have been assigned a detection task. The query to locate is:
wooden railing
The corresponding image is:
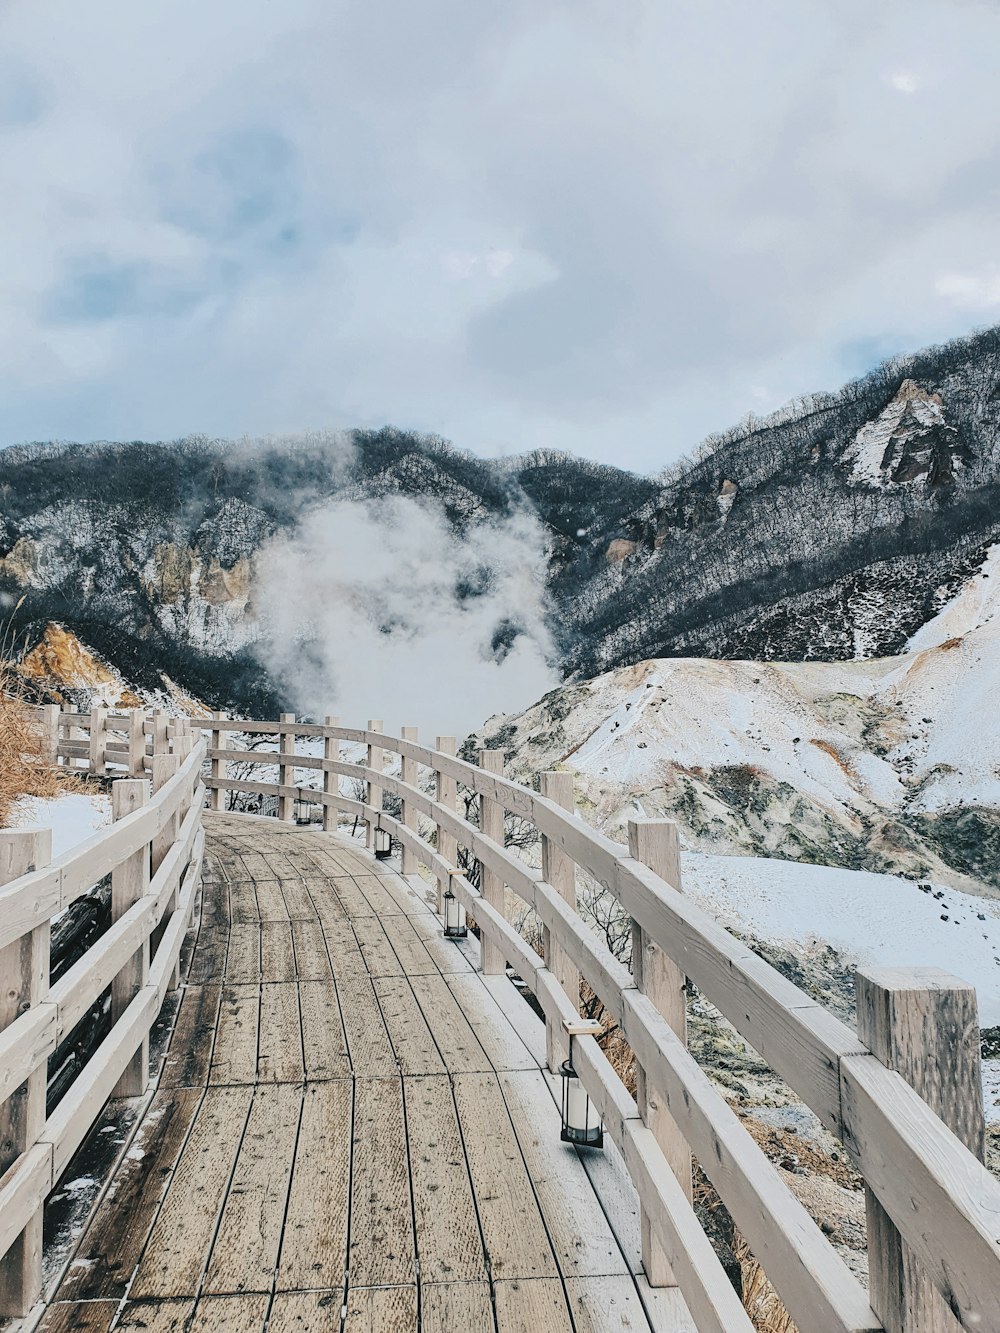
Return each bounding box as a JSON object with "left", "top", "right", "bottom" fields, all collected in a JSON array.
[
  {"left": 190, "top": 713, "right": 999, "bottom": 1333},
  {"left": 0, "top": 711, "right": 205, "bottom": 1317}
]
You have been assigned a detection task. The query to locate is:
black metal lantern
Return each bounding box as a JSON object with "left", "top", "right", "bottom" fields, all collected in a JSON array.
[
  {"left": 560, "top": 1019, "right": 604, "bottom": 1149},
  {"left": 373, "top": 825, "right": 392, "bottom": 859},
  {"left": 294, "top": 794, "right": 313, "bottom": 825},
  {"left": 443, "top": 874, "right": 467, "bottom": 938}
]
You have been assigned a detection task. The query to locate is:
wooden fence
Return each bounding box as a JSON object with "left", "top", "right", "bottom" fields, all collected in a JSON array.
[
  {"left": 190, "top": 713, "right": 1000, "bottom": 1333},
  {"left": 0, "top": 710, "right": 205, "bottom": 1317}
]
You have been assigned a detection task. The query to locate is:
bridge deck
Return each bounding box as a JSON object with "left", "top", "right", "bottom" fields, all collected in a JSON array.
[{"left": 34, "top": 815, "right": 691, "bottom": 1333}]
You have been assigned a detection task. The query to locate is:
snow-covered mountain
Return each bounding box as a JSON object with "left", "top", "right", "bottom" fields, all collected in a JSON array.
[{"left": 2, "top": 326, "right": 999, "bottom": 715}]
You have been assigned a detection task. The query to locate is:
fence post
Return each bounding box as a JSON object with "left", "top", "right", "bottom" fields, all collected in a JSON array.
[
  {"left": 366, "top": 720, "right": 383, "bottom": 851},
  {"left": 89, "top": 704, "right": 107, "bottom": 777},
  {"left": 152, "top": 710, "right": 169, "bottom": 757},
  {"left": 128, "top": 708, "right": 146, "bottom": 777},
  {"left": 279, "top": 713, "right": 295, "bottom": 822},
  {"left": 0, "top": 829, "right": 52, "bottom": 1317},
  {"left": 479, "top": 749, "right": 506, "bottom": 975},
  {"left": 111, "top": 779, "right": 151, "bottom": 1097},
  {"left": 400, "top": 727, "right": 419, "bottom": 875},
  {"left": 322, "top": 716, "right": 340, "bottom": 832},
  {"left": 627, "top": 818, "right": 691, "bottom": 1287},
  {"left": 209, "top": 711, "right": 226, "bottom": 811},
  {"left": 40, "top": 703, "right": 59, "bottom": 767},
  {"left": 540, "top": 771, "right": 579, "bottom": 1072},
  {"left": 435, "top": 737, "right": 457, "bottom": 914},
  {"left": 151, "top": 754, "right": 181, "bottom": 990},
  {"left": 855, "top": 967, "right": 986, "bottom": 1333}
]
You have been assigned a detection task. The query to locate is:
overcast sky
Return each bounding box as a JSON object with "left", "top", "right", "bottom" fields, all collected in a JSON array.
[{"left": 1, "top": 0, "right": 998, "bottom": 474}]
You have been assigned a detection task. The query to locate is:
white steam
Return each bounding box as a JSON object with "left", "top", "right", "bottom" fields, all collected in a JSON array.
[{"left": 254, "top": 496, "right": 558, "bottom": 738}]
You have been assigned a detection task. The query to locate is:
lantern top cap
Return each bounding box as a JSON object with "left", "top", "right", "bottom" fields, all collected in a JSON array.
[{"left": 562, "top": 1018, "right": 603, "bottom": 1038}]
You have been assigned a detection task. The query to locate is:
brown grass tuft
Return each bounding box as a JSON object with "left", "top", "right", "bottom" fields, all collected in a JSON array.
[{"left": 0, "top": 666, "right": 81, "bottom": 827}]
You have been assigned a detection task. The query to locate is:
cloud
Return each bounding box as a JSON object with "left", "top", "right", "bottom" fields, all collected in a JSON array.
[
  {"left": 1, "top": 0, "right": 999, "bottom": 469},
  {"left": 252, "top": 495, "right": 558, "bottom": 738},
  {"left": 935, "top": 267, "right": 1000, "bottom": 310}
]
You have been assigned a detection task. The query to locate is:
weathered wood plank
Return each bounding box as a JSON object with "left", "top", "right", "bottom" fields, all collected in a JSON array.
[
  {"left": 352, "top": 916, "right": 404, "bottom": 977},
  {"left": 160, "top": 985, "right": 221, "bottom": 1089},
  {"left": 349, "top": 1077, "right": 415, "bottom": 1286},
  {"left": 404, "top": 1075, "right": 487, "bottom": 1282},
  {"left": 260, "top": 922, "right": 296, "bottom": 983},
  {"left": 335, "top": 974, "right": 397, "bottom": 1076},
  {"left": 453, "top": 1072, "right": 558, "bottom": 1280},
  {"left": 372, "top": 977, "right": 445, "bottom": 1076},
  {"left": 203, "top": 1085, "right": 301, "bottom": 1295},
  {"left": 281, "top": 877, "right": 319, "bottom": 920},
  {"left": 209, "top": 986, "right": 260, "bottom": 1086},
  {"left": 409, "top": 972, "right": 492, "bottom": 1073},
  {"left": 130, "top": 1086, "right": 253, "bottom": 1298},
  {"left": 422, "top": 1282, "right": 494, "bottom": 1330},
  {"left": 291, "top": 920, "right": 332, "bottom": 979},
  {"left": 299, "top": 980, "right": 351, "bottom": 1079},
  {"left": 277, "top": 1081, "right": 351, "bottom": 1291},
  {"left": 37, "top": 1301, "right": 121, "bottom": 1332},
  {"left": 188, "top": 1294, "right": 269, "bottom": 1332},
  {"left": 56, "top": 1088, "right": 202, "bottom": 1299},
  {"left": 445, "top": 974, "right": 538, "bottom": 1072},
  {"left": 269, "top": 1290, "right": 346, "bottom": 1332},
  {"left": 343, "top": 1284, "right": 418, "bottom": 1331},
  {"left": 116, "top": 1300, "right": 192, "bottom": 1331},
  {"left": 494, "top": 1277, "right": 573, "bottom": 1332},
  {"left": 566, "top": 1275, "right": 656, "bottom": 1331},
  {"left": 225, "top": 923, "right": 261, "bottom": 984},
  {"left": 258, "top": 983, "right": 303, "bottom": 1084},
  {"left": 187, "top": 926, "right": 228, "bottom": 985}
]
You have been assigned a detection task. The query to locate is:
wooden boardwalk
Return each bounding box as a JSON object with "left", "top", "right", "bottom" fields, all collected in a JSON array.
[{"left": 34, "top": 814, "right": 689, "bottom": 1333}]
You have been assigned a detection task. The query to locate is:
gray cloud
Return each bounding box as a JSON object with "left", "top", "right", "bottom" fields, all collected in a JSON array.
[{"left": 1, "top": 0, "right": 999, "bottom": 471}]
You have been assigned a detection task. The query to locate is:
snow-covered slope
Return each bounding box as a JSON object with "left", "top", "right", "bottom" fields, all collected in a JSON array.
[{"left": 475, "top": 545, "right": 1000, "bottom": 892}]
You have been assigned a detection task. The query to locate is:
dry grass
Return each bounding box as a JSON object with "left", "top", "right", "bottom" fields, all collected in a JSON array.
[{"left": 0, "top": 668, "right": 81, "bottom": 827}]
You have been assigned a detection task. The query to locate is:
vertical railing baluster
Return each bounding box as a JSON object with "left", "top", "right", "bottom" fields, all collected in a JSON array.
[
  {"left": 89, "top": 704, "right": 107, "bottom": 777},
  {"left": 323, "top": 716, "right": 340, "bottom": 833},
  {"left": 111, "top": 779, "right": 151, "bottom": 1096},
  {"left": 478, "top": 749, "right": 505, "bottom": 975},
  {"left": 400, "top": 727, "right": 419, "bottom": 876},
  {"left": 435, "top": 736, "right": 457, "bottom": 914},
  {"left": 279, "top": 712, "right": 295, "bottom": 821},
  {"left": 40, "top": 704, "right": 59, "bottom": 768},
  {"left": 209, "top": 710, "right": 225, "bottom": 811},
  {"left": 0, "top": 829, "right": 52, "bottom": 1317},
  {"left": 366, "top": 720, "right": 384, "bottom": 850},
  {"left": 128, "top": 707, "right": 146, "bottom": 777},
  {"left": 627, "top": 817, "right": 691, "bottom": 1288},
  {"left": 540, "top": 770, "right": 579, "bottom": 1072},
  {"left": 151, "top": 753, "right": 181, "bottom": 989}
]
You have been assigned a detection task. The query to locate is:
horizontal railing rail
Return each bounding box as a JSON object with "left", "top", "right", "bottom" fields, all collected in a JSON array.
[
  {"left": 0, "top": 711, "right": 205, "bottom": 1318},
  {"left": 176, "top": 711, "right": 999, "bottom": 1333}
]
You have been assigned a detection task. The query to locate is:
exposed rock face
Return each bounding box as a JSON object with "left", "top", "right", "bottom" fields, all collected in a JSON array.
[
  {"left": 605, "top": 538, "right": 638, "bottom": 563},
  {"left": 844, "top": 379, "right": 968, "bottom": 487}
]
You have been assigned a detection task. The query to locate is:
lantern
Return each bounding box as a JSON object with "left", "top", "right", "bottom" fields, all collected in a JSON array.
[
  {"left": 560, "top": 1019, "right": 604, "bottom": 1149},
  {"left": 373, "top": 825, "right": 392, "bottom": 859},
  {"left": 443, "top": 875, "right": 467, "bottom": 938},
  {"left": 294, "top": 794, "right": 314, "bottom": 826}
]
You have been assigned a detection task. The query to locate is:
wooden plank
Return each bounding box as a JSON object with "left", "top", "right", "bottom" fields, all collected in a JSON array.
[
  {"left": 378, "top": 913, "right": 440, "bottom": 976},
  {"left": 404, "top": 1075, "right": 487, "bottom": 1282},
  {"left": 36, "top": 1301, "right": 121, "bottom": 1332},
  {"left": 277, "top": 1081, "right": 351, "bottom": 1291},
  {"left": 372, "top": 977, "right": 445, "bottom": 1076},
  {"left": 189, "top": 1294, "right": 269, "bottom": 1332},
  {"left": 352, "top": 916, "right": 404, "bottom": 976},
  {"left": 421, "top": 1282, "right": 494, "bottom": 1332},
  {"left": 406, "top": 912, "right": 475, "bottom": 974},
  {"left": 329, "top": 876, "right": 379, "bottom": 918},
  {"left": 226, "top": 924, "right": 261, "bottom": 984},
  {"left": 203, "top": 1085, "right": 301, "bottom": 1295},
  {"left": 566, "top": 1275, "right": 655, "bottom": 1332},
  {"left": 130, "top": 1086, "right": 253, "bottom": 1298},
  {"left": 500, "top": 1068, "right": 628, "bottom": 1279},
  {"left": 160, "top": 985, "right": 222, "bottom": 1088},
  {"left": 57, "top": 1088, "right": 202, "bottom": 1300},
  {"left": 291, "top": 920, "right": 332, "bottom": 980},
  {"left": 210, "top": 986, "right": 260, "bottom": 1086},
  {"left": 336, "top": 974, "right": 397, "bottom": 1076},
  {"left": 344, "top": 1284, "right": 418, "bottom": 1331},
  {"left": 320, "top": 915, "right": 369, "bottom": 977},
  {"left": 453, "top": 1072, "right": 558, "bottom": 1280},
  {"left": 349, "top": 1077, "right": 415, "bottom": 1286},
  {"left": 116, "top": 1300, "right": 192, "bottom": 1331},
  {"left": 445, "top": 974, "right": 538, "bottom": 1072},
  {"left": 281, "top": 878, "right": 319, "bottom": 920},
  {"left": 409, "top": 972, "right": 492, "bottom": 1073},
  {"left": 229, "top": 880, "right": 260, "bottom": 926},
  {"left": 258, "top": 983, "right": 303, "bottom": 1084},
  {"left": 186, "top": 926, "right": 228, "bottom": 985},
  {"left": 494, "top": 1277, "right": 573, "bottom": 1332},
  {"left": 269, "top": 1290, "right": 346, "bottom": 1332},
  {"left": 299, "top": 981, "right": 351, "bottom": 1079},
  {"left": 261, "top": 922, "right": 296, "bottom": 982},
  {"left": 254, "top": 877, "right": 289, "bottom": 923}
]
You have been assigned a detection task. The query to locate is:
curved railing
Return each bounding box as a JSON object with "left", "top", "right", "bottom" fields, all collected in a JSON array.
[
  {"left": 193, "top": 712, "right": 999, "bottom": 1333},
  {"left": 0, "top": 709, "right": 204, "bottom": 1318}
]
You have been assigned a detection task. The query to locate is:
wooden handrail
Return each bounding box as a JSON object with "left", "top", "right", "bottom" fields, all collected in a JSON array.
[
  {"left": 0, "top": 720, "right": 205, "bottom": 1317},
  {"left": 177, "top": 713, "right": 1000, "bottom": 1332}
]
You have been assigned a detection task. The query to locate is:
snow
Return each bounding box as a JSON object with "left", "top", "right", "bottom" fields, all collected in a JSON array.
[
  {"left": 15, "top": 792, "right": 111, "bottom": 858},
  {"left": 984, "top": 1060, "right": 1000, "bottom": 1126},
  {"left": 683, "top": 852, "right": 1000, "bottom": 1027}
]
